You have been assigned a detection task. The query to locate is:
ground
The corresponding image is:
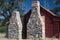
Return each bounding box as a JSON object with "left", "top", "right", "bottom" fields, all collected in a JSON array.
[
  {"left": 0, "top": 33, "right": 8, "bottom": 40},
  {"left": 0, "top": 33, "right": 18, "bottom": 40},
  {"left": 0, "top": 33, "right": 59, "bottom": 40}
]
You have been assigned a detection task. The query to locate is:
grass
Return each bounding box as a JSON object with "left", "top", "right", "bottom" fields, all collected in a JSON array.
[
  {"left": 0, "top": 26, "right": 6, "bottom": 33},
  {"left": 0, "top": 33, "right": 8, "bottom": 40}
]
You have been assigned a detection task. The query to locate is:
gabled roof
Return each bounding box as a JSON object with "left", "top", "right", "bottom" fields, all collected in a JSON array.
[
  {"left": 26, "top": 5, "right": 59, "bottom": 17},
  {"left": 40, "top": 6, "right": 58, "bottom": 17}
]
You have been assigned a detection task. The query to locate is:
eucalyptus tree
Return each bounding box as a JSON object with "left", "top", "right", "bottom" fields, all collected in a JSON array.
[
  {"left": 54, "top": 0, "right": 60, "bottom": 4},
  {"left": 0, "top": 0, "right": 26, "bottom": 26},
  {"left": 51, "top": 0, "right": 60, "bottom": 16}
]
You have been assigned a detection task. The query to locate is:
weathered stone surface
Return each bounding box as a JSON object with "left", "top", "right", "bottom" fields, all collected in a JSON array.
[
  {"left": 27, "top": 1, "right": 43, "bottom": 39},
  {"left": 8, "top": 11, "right": 22, "bottom": 40}
]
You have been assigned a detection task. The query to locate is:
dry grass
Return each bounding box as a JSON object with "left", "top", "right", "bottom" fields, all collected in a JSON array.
[
  {"left": 0, "top": 33, "right": 18, "bottom": 40},
  {"left": 0, "top": 33, "right": 8, "bottom": 40},
  {"left": 0, "top": 33, "right": 59, "bottom": 40}
]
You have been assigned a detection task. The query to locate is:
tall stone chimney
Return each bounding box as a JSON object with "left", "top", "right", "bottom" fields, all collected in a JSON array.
[
  {"left": 27, "top": 0, "right": 45, "bottom": 40},
  {"left": 8, "top": 11, "right": 22, "bottom": 40}
]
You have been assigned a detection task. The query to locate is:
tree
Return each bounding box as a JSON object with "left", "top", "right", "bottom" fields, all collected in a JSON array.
[
  {"left": 51, "top": 0, "right": 60, "bottom": 16},
  {"left": 54, "top": 0, "right": 60, "bottom": 4},
  {"left": 0, "top": 0, "right": 26, "bottom": 26}
]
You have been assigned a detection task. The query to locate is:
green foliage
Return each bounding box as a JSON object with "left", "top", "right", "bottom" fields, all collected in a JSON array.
[
  {"left": 54, "top": 0, "right": 60, "bottom": 4},
  {"left": 51, "top": 0, "right": 60, "bottom": 16},
  {"left": 0, "top": 0, "right": 26, "bottom": 26},
  {"left": 0, "top": 0, "right": 26, "bottom": 34},
  {"left": 0, "top": 26, "right": 6, "bottom": 33},
  {"left": 0, "top": 0, "right": 5, "bottom": 5},
  {"left": 51, "top": 7, "right": 60, "bottom": 13}
]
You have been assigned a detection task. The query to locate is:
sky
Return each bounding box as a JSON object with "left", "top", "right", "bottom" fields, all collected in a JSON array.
[
  {"left": 25, "top": 0, "right": 60, "bottom": 14},
  {"left": 0, "top": 0, "right": 60, "bottom": 19}
]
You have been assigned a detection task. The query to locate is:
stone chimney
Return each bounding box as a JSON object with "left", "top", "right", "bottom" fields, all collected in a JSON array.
[
  {"left": 27, "top": 0, "right": 45, "bottom": 40},
  {"left": 8, "top": 11, "right": 22, "bottom": 40},
  {"left": 32, "top": 0, "right": 40, "bottom": 13}
]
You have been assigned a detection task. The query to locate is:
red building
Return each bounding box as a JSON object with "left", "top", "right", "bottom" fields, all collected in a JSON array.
[{"left": 23, "top": 6, "right": 60, "bottom": 38}]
